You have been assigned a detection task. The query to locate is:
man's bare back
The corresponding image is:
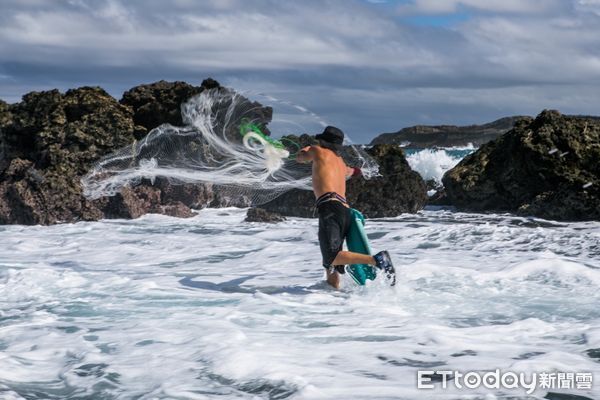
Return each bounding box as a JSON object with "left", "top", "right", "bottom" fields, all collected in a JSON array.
[{"left": 296, "top": 145, "right": 352, "bottom": 200}]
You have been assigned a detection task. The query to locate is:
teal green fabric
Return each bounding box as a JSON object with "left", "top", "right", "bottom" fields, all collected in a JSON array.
[{"left": 346, "top": 208, "right": 377, "bottom": 285}]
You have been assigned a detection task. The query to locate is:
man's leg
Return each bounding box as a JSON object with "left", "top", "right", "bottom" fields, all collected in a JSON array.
[
  {"left": 332, "top": 250, "right": 375, "bottom": 266},
  {"left": 326, "top": 269, "right": 341, "bottom": 289},
  {"left": 325, "top": 252, "right": 372, "bottom": 289},
  {"left": 333, "top": 250, "right": 397, "bottom": 286}
]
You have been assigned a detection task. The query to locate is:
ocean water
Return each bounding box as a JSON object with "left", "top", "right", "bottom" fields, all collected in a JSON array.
[
  {"left": 1, "top": 208, "right": 599, "bottom": 399},
  {"left": 405, "top": 147, "right": 475, "bottom": 184}
]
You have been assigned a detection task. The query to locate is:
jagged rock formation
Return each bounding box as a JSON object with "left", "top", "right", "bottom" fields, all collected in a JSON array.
[
  {"left": 14, "top": 79, "right": 589, "bottom": 224},
  {"left": 0, "top": 79, "right": 240, "bottom": 224},
  {"left": 261, "top": 144, "right": 428, "bottom": 218},
  {"left": 120, "top": 80, "right": 205, "bottom": 138},
  {"left": 120, "top": 78, "right": 271, "bottom": 143},
  {"left": 0, "top": 87, "right": 139, "bottom": 224},
  {"left": 370, "top": 116, "right": 530, "bottom": 148},
  {"left": 442, "top": 110, "right": 600, "bottom": 221},
  {"left": 245, "top": 207, "right": 286, "bottom": 223}
]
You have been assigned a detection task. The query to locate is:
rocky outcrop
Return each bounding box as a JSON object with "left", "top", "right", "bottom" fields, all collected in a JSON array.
[
  {"left": 245, "top": 207, "right": 286, "bottom": 223},
  {"left": 442, "top": 110, "right": 600, "bottom": 221},
  {"left": 348, "top": 145, "right": 428, "bottom": 217},
  {"left": 0, "top": 100, "right": 13, "bottom": 172},
  {"left": 121, "top": 79, "right": 208, "bottom": 137},
  {"left": 0, "top": 79, "right": 279, "bottom": 224},
  {"left": 262, "top": 144, "right": 428, "bottom": 218},
  {"left": 370, "top": 116, "right": 530, "bottom": 148},
  {"left": 100, "top": 183, "right": 196, "bottom": 219},
  {"left": 260, "top": 189, "right": 315, "bottom": 218},
  {"left": 0, "top": 79, "right": 431, "bottom": 225},
  {"left": 0, "top": 87, "right": 139, "bottom": 224}
]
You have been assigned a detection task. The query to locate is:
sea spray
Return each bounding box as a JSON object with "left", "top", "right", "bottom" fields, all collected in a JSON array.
[{"left": 405, "top": 148, "right": 472, "bottom": 183}]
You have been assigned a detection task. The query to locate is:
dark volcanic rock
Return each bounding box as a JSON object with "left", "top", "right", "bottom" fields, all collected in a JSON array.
[
  {"left": 261, "top": 189, "right": 315, "bottom": 218},
  {"left": 0, "top": 159, "right": 49, "bottom": 224},
  {"left": 347, "top": 145, "right": 428, "bottom": 217},
  {"left": 0, "top": 80, "right": 276, "bottom": 225},
  {"left": 0, "top": 99, "right": 10, "bottom": 124},
  {"left": 0, "top": 99, "right": 13, "bottom": 171},
  {"left": 5, "top": 87, "right": 137, "bottom": 174},
  {"left": 117, "top": 78, "right": 272, "bottom": 211},
  {"left": 245, "top": 207, "right": 286, "bottom": 223},
  {"left": 442, "top": 110, "right": 600, "bottom": 220},
  {"left": 0, "top": 80, "right": 427, "bottom": 225},
  {"left": 154, "top": 177, "right": 214, "bottom": 209},
  {"left": 0, "top": 87, "right": 138, "bottom": 224},
  {"left": 160, "top": 202, "right": 195, "bottom": 218},
  {"left": 0, "top": 157, "right": 105, "bottom": 224},
  {"left": 427, "top": 188, "right": 450, "bottom": 206},
  {"left": 101, "top": 185, "right": 162, "bottom": 219},
  {"left": 120, "top": 80, "right": 205, "bottom": 137},
  {"left": 262, "top": 144, "right": 428, "bottom": 218},
  {"left": 371, "top": 116, "right": 531, "bottom": 148},
  {"left": 100, "top": 184, "right": 196, "bottom": 219},
  {"left": 209, "top": 187, "right": 254, "bottom": 208},
  {"left": 121, "top": 78, "right": 272, "bottom": 143}
]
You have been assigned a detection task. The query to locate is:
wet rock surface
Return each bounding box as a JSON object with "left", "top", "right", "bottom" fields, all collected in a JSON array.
[
  {"left": 0, "top": 87, "right": 137, "bottom": 224},
  {"left": 245, "top": 207, "right": 286, "bottom": 223},
  {"left": 442, "top": 110, "right": 600, "bottom": 220}
]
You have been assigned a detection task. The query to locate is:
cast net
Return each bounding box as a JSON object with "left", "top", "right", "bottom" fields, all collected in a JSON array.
[{"left": 82, "top": 87, "right": 379, "bottom": 205}]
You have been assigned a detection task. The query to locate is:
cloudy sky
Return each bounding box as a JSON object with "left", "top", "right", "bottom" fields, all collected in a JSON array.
[{"left": 1, "top": 0, "right": 600, "bottom": 142}]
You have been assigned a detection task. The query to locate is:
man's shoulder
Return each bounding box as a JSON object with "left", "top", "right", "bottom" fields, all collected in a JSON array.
[
  {"left": 311, "top": 145, "right": 338, "bottom": 158},
  {"left": 317, "top": 147, "right": 345, "bottom": 163},
  {"left": 308, "top": 145, "right": 325, "bottom": 157}
]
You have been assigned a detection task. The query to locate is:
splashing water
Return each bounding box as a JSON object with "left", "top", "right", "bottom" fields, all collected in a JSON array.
[
  {"left": 1, "top": 208, "right": 599, "bottom": 399},
  {"left": 82, "top": 88, "right": 379, "bottom": 205},
  {"left": 406, "top": 147, "right": 474, "bottom": 183}
]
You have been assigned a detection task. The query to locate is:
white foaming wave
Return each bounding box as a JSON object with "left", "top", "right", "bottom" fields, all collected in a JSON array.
[
  {"left": 398, "top": 257, "right": 600, "bottom": 287},
  {"left": 0, "top": 267, "right": 88, "bottom": 302},
  {"left": 406, "top": 149, "right": 463, "bottom": 183},
  {"left": 0, "top": 386, "right": 26, "bottom": 400},
  {"left": 439, "top": 142, "right": 476, "bottom": 151},
  {"left": 0, "top": 208, "right": 599, "bottom": 399},
  {"left": 474, "top": 256, "right": 600, "bottom": 285}
]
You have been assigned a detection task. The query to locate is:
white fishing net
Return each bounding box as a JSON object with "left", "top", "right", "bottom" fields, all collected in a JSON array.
[{"left": 82, "top": 87, "right": 379, "bottom": 205}]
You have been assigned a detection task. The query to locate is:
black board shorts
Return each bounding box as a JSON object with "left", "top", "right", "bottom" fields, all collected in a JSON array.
[{"left": 317, "top": 200, "right": 352, "bottom": 272}]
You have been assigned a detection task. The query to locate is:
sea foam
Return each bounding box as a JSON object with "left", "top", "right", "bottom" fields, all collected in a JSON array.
[
  {"left": 0, "top": 208, "right": 598, "bottom": 399},
  {"left": 405, "top": 147, "right": 473, "bottom": 184}
]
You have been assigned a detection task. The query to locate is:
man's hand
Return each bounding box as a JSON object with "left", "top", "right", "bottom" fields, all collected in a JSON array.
[{"left": 296, "top": 146, "right": 315, "bottom": 163}]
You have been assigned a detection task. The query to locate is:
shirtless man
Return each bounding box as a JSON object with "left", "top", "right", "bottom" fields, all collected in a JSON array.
[{"left": 296, "top": 126, "right": 395, "bottom": 289}]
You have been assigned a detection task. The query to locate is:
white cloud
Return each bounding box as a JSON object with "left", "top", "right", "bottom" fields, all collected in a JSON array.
[
  {"left": 0, "top": 0, "right": 599, "bottom": 140},
  {"left": 0, "top": 0, "right": 594, "bottom": 80},
  {"left": 576, "top": 0, "right": 600, "bottom": 15},
  {"left": 398, "top": 0, "right": 564, "bottom": 14},
  {"left": 0, "top": 1, "right": 435, "bottom": 71}
]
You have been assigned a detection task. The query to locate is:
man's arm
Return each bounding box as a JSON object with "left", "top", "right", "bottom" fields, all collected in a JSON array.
[
  {"left": 296, "top": 146, "right": 317, "bottom": 163},
  {"left": 345, "top": 165, "right": 362, "bottom": 178},
  {"left": 345, "top": 166, "right": 354, "bottom": 178}
]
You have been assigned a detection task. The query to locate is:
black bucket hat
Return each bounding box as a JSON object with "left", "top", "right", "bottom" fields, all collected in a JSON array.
[{"left": 315, "top": 126, "right": 344, "bottom": 154}]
